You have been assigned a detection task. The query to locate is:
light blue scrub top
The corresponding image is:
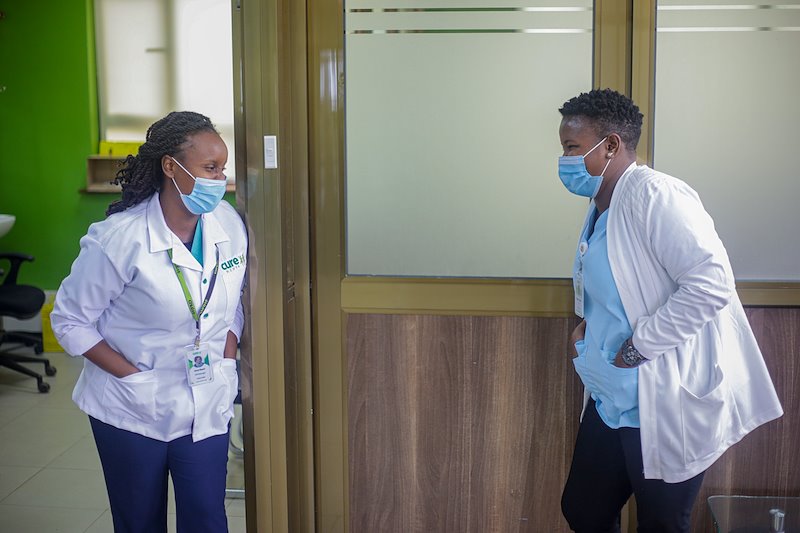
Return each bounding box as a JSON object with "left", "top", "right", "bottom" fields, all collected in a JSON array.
[
  {"left": 572, "top": 209, "right": 640, "bottom": 429},
  {"left": 187, "top": 219, "right": 203, "bottom": 266}
]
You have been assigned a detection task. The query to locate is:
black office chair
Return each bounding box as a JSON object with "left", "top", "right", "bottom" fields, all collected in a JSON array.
[{"left": 0, "top": 252, "right": 56, "bottom": 393}]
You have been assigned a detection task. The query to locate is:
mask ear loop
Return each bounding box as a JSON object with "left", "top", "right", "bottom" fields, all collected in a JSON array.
[
  {"left": 599, "top": 156, "right": 612, "bottom": 178},
  {"left": 169, "top": 156, "right": 198, "bottom": 196},
  {"left": 584, "top": 137, "right": 613, "bottom": 177},
  {"left": 583, "top": 136, "right": 608, "bottom": 158},
  {"left": 170, "top": 156, "right": 198, "bottom": 182},
  {"left": 170, "top": 176, "right": 183, "bottom": 196}
]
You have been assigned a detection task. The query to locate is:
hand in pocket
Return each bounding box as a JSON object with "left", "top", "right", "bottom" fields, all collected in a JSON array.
[{"left": 569, "top": 320, "right": 586, "bottom": 357}]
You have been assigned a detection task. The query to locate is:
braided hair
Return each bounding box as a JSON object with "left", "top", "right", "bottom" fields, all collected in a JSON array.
[
  {"left": 559, "top": 89, "right": 643, "bottom": 151},
  {"left": 106, "top": 111, "right": 219, "bottom": 216}
]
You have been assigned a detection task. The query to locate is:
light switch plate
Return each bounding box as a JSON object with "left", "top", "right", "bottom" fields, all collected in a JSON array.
[{"left": 264, "top": 135, "right": 277, "bottom": 169}]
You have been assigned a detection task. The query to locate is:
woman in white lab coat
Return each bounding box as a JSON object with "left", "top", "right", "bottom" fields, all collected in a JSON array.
[
  {"left": 555, "top": 90, "right": 782, "bottom": 532},
  {"left": 51, "top": 111, "right": 247, "bottom": 533}
]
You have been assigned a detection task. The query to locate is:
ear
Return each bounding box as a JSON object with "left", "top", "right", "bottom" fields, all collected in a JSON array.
[
  {"left": 606, "top": 133, "right": 623, "bottom": 158},
  {"left": 162, "top": 155, "right": 177, "bottom": 179}
]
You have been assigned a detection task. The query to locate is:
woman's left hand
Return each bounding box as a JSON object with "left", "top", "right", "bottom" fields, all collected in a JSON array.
[{"left": 224, "top": 330, "right": 238, "bottom": 359}]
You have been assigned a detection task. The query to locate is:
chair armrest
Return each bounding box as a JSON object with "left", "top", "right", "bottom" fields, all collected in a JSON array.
[{"left": 0, "top": 252, "right": 35, "bottom": 286}]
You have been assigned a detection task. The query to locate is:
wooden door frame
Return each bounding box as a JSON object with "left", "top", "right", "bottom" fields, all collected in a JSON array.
[{"left": 234, "top": 0, "right": 314, "bottom": 530}]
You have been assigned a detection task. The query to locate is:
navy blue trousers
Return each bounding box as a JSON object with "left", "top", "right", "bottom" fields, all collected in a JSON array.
[
  {"left": 90, "top": 417, "right": 229, "bottom": 533},
  {"left": 561, "top": 401, "right": 705, "bottom": 533}
]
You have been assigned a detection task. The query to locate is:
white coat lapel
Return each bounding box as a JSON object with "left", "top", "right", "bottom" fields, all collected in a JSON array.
[
  {"left": 146, "top": 192, "right": 203, "bottom": 271},
  {"left": 146, "top": 193, "right": 172, "bottom": 254},
  {"left": 201, "top": 211, "right": 231, "bottom": 275},
  {"left": 169, "top": 234, "right": 201, "bottom": 271}
]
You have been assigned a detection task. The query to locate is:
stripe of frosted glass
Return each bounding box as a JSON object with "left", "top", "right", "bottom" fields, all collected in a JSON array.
[
  {"left": 658, "top": 26, "right": 800, "bottom": 31},
  {"left": 345, "top": 7, "right": 591, "bottom": 32},
  {"left": 658, "top": 4, "right": 800, "bottom": 10},
  {"left": 349, "top": 28, "right": 590, "bottom": 33},
  {"left": 348, "top": 7, "right": 591, "bottom": 12},
  {"left": 657, "top": 2, "right": 800, "bottom": 29},
  {"left": 347, "top": 0, "right": 591, "bottom": 7}
]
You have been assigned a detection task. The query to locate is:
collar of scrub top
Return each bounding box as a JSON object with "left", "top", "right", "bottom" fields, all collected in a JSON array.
[{"left": 146, "top": 193, "right": 231, "bottom": 272}]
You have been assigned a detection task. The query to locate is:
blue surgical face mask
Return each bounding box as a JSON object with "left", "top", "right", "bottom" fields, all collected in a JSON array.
[
  {"left": 558, "top": 136, "right": 611, "bottom": 198},
  {"left": 169, "top": 156, "right": 227, "bottom": 215}
]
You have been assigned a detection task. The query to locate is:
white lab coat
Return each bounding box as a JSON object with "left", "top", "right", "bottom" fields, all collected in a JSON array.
[
  {"left": 575, "top": 163, "right": 783, "bottom": 482},
  {"left": 51, "top": 193, "right": 248, "bottom": 442}
]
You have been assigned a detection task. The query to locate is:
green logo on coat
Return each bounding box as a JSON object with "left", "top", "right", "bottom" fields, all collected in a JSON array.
[{"left": 220, "top": 254, "right": 246, "bottom": 272}]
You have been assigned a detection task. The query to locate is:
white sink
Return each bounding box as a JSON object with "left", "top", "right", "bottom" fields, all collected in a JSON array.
[{"left": 0, "top": 214, "right": 15, "bottom": 238}]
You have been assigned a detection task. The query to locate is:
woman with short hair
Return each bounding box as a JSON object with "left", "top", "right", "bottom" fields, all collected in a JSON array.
[{"left": 556, "top": 89, "right": 782, "bottom": 532}]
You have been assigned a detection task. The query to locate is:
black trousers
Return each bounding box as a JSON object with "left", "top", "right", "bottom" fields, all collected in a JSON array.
[{"left": 561, "top": 401, "right": 705, "bottom": 533}]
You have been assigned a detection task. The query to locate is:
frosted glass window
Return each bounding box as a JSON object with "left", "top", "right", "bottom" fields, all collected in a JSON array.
[
  {"left": 95, "top": 0, "right": 235, "bottom": 179},
  {"left": 653, "top": 1, "right": 800, "bottom": 280},
  {"left": 345, "top": 1, "right": 594, "bottom": 277}
]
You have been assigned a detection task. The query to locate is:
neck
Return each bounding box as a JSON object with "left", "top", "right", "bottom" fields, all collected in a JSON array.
[
  {"left": 159, "top": 189, "right": 200, "bottom": 243},
  {"left": 594, "top": 156, "right": 636, "bottom": 213}
]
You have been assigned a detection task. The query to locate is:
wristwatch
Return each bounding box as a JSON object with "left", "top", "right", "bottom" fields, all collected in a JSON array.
[{"left": 620, "top": 338, "right": 647, "bottom": 367}]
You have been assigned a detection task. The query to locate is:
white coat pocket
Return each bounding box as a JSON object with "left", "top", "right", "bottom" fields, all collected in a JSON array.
[
  {"left": 190, "top": 359, "right": 239, "bottom": 441},
  {"left": 102, "top": 370, "right": 158, "bottom": 424},
  {"left": 572, "top": 340, "right": 602, "bottom": 397},
  {"left": 217, "top": 358, "right": 239, "bottom": 419},
  {"left": 679, "top": 366, "right": 737, "bottom": 463}
]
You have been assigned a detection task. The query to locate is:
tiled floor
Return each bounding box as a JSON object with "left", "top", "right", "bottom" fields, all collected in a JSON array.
[{"left": 0, "top": 348, "right": 246, "bottom": 533}]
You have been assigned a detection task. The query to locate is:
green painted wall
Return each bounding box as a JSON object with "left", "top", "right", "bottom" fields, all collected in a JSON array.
[
  {"left": 0, "top": 0, "right": 106, "bottom": 290},
  {"left": 0, "top": 1, "right": 235, "bottom": 290}
]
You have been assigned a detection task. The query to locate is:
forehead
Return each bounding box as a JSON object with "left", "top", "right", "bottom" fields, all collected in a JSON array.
[
  {"left": 181, "top": 131, "right": 227, "bottom": 160},
  {"left": 559, "top": 115, "right": 598, "bottom": 142}
]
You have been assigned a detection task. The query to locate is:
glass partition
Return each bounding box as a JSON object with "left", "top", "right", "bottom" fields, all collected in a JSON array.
[
  {"left": 345, "top": 1, "right": 594, "bottom": 277},
  {"left": 653, "top": 1, "right": 800, "bottom": 281}
]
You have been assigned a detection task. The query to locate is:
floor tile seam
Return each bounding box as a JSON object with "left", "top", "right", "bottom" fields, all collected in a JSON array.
[
  {"left": 3, "top": 465, "right": 106, "bottom": 502},
  {"left": 0, "top": 466, "right": 43, "bottom": 505},
  {"left": 47, "top": 465, "right": 103, "bottom": 471},
  {"left": 0, "top": 427, "right": 88, "bottom": 439},
  {"left": 0, "top": 404, "right": 37, "bottom": 428},
  {"left": 0, "top": 398, "right": 45, "bottom": 410},
  {"left": 35, "top": 465, "right": 104, "bottom": 473},
  {"left": 43, "top": 437, "right": 100, "bottom": 468},
  {"left": 0, "top": 501, "right": 111, "bottom": 511},
  {"left": 0, "top": 460, "right": 50, "bottom": 468},
  {"left": 83, "top": 509, "right": 112, "bottom": 532},
  {"left": 12, "top": 437, "right": 97, "bottom": 470},
  {"left": 4, "top": 404, "right": 84, "bottom": 412}
]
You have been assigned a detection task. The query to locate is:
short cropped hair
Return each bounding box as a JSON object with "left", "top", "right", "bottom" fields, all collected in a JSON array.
[{"left": 559, "top": 89, "right": 643, "bottom": 150}]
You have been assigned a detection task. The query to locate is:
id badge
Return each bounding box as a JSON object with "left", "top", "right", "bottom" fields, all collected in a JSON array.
[
  {"left": 573, "top": 269, "right": 585, "bottom": 318},
  {"left": 185, "top": 343, "right": 214, "bottom": 386},
  {"left": 574, "top": 241, "right": 587, "bottom": 318}
]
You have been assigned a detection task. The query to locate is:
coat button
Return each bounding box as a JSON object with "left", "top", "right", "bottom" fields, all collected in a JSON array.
[{"left": 203, "top": 278, "right": 208, "bottom": 284}]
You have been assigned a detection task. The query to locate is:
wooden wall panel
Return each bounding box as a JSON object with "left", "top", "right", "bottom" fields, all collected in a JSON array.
[
  {"left": 348, "top": 314, "right": 582, "bottom": 532},
  {"left": 347, "top": 309, "right": 799, "bottom": 533},
  {"left": 690, "top": 307, "right": 800, "bottom": 532}
]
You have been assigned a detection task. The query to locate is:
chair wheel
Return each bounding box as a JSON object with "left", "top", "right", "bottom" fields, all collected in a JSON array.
[
  {"left": 38, "top": 382, "right": 51, "bottom": 393},
  {"left": 34, "top": 345, "right": 44, "bottom": 355},
  {"left": 45, "top": 366, "right": 57, "bottom": 376}
]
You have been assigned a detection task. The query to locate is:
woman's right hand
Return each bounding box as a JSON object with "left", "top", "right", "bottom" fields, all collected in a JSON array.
[
  {"left": 83, "top": 340, "right": 140, "bottom": 378},
  {"left": 569, "top": 320, "right": 586, "bottom": 357}
]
